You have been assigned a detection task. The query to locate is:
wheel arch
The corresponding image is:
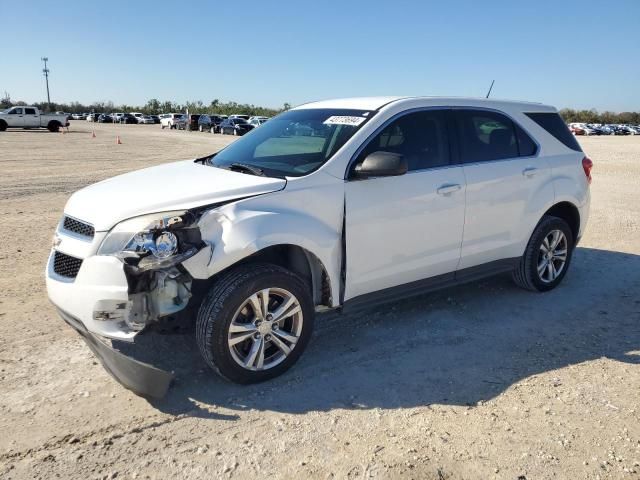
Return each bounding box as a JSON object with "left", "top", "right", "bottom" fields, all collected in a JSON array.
[
  {"left": 543, "top": 201, "right": 580, "bottom": 241},
  {"left": 234, "top": 244, "right": 332, "bottom": 307},
  {"left": 189, "top": 243, "right": 333, "bottom": 310}
]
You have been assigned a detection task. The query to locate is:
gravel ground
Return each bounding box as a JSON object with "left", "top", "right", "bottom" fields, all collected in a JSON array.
[{"left": 0, "top": 122, "right": 639, "bottom": 480}]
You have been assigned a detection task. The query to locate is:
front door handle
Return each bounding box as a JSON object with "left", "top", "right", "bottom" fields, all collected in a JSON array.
[
  {"left": 522, "top": 167, "right": 539, "bottom": 177},
  {"left": 437, "top": 183, "right": 462, "bottom": 195}
]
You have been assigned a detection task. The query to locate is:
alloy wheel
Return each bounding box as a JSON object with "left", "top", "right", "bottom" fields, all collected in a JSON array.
[
  {"left": 537, "top": 229, "right": 568, "bottom": 283},
  {"left": 227, "top": 288, "right": 303, "bottom": 371}
]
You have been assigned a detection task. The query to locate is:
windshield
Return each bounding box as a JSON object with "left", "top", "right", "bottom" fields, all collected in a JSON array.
[{"left": 208, "top": 108, "right": 374, "bottom": 177}]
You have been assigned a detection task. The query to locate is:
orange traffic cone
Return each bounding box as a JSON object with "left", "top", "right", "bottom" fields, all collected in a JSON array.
[
  {"left": 91, "top": 130, "right": 96, "bottom": 138},
  {"left": 116, "top": 135, "right": 122, "bottom": 145}
]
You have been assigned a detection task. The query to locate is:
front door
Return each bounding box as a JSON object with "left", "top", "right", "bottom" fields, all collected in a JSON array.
[
  {"left": 5, "top": 107, "right": 24, "bottom": 127},
  {"left": 344, "top": 109, "right": 466, "bottom": 301}
]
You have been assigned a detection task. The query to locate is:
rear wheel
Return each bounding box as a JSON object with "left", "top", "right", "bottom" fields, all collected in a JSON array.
[
  {"left": 512, "top": 215, "right": 574, "bottom": 292},
  {"left": 196, "top": 263, "right": 314, "bottom": 384},
  {"left": 0, "top": 121, "right": 6, "bottom": 132},
  {"left": 47, "top": 121, "right": 61, "bottom": 132}
]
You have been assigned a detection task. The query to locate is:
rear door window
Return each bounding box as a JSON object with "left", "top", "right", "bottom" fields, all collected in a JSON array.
[
  {"left": 25, "top": 108, "right": 36, "bottom": 115},
  {"left": 455, "top": 110, "right": 519, "bottom": 163}
]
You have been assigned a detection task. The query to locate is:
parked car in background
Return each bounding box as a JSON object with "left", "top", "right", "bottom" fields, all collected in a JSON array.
[
  {"left": 568, "top": 123, "right": 594, "bottom": 136},
  {"left": 138, "top": 115, "right": 156, "bottom": 124},
  {"left": 229, "top": 114, "right": 250, "bottom": 121},
  {"left": 160, "top": 113, "right": 182, "bottom": 129},
  {"left": 119, "top": 113, "right": 138, "bottom": 124},
  {"left": 176, "top": 114, "right": 201, "bottom": 131},
  {"left": 71, "top": 113, "right": 86, "bottom": 120},
  {"left": 149, "top": 115, "right": 161, "bottom": 124},
  {"left": 220, "top": 117, "right": 255, "bottom": 136},
  {"left": 0, "top": 106, "right": 70, "bottom": 132},
  {"left": 613, "top": 125, "right": 633, "bottom": 135},
  {"left": 248, "top": 116, "right": 269, "bottom": 128},
  {"left": 198, "top": 114, "right": 225, "bottom": 133},
  {"left": 130, "top": 112, "right": 144, "bottom": 123},
  {"left": 97, "top": 114, "right": 113, "bottom": 123}
]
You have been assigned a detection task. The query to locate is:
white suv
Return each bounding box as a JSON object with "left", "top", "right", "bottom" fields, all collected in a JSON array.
[
  {"left": 159, "top": 113, "right": 182, "bottom": 129},
  {"left": 46, "top": 97, "right": 592, "bottom": 398}
]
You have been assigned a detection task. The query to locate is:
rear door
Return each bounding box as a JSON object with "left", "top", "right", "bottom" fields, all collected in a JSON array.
[
  {"left": 454, "top": 109, "right": 552, "bottom": 270},
  {"left": 344, "top": 109, "right": 467, "bottom": 301},
  {"left": 24, "top": 108, "right": 39, "bottom": 127}
]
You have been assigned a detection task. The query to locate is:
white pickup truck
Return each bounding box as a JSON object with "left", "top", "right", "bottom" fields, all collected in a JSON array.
[{"left": 0, "top": 106, "right": 69, "bottom": 132}]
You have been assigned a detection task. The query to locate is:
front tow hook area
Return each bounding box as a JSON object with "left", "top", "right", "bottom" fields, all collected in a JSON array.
[{"left": 57, "top": 308, "right": 173, "bottom": 399}]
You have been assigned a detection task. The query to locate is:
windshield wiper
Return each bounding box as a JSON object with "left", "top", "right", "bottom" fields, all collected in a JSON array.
[{"left": 227, "top": 163, "right": 264, "bottom": 176}]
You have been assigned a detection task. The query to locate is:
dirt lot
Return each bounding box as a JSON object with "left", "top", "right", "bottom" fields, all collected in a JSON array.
[{"left": 0, "top": 122, "right": 639, "bottom": 479}]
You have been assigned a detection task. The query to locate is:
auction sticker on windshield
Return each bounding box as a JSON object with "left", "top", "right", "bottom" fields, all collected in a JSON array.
[{"left": 323, "top": 116, "right": 366, "bottom": 126}]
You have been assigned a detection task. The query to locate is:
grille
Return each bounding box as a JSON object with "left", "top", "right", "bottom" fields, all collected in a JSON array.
[
  {"left": 62, "top": 216, "right": 95, "bottom": 238},
  {"left": 53, "top": 251, "right": 83, "bottom": 278}
]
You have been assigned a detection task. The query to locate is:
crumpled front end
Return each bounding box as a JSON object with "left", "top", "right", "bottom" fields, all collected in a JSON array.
[
  {"left": 57, "top": 308, "right": 173, "bottom": 399},
  {"left": 46, "top": 213, "right": 200, "bottom": 397}
]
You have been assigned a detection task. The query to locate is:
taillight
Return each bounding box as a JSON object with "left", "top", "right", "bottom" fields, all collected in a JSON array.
[{"left": 582, "top": 156, "right": 593, "bottom": 184}]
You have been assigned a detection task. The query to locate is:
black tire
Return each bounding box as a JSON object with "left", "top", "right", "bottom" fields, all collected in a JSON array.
[
  {"left": 47, "top": 121, "right": 60, "bottom": 132},
  {"left": 196, "top": 263, "right": 314, "bottom": 384},
  {"left": 513, "top": 215, "right": 574, "bottom": 292},
  {"left": 0, "top": 120, "right": 7, "bottom": 131}
]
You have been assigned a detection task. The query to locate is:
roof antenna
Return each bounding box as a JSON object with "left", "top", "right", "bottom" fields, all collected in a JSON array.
[{"left": 485, "top": 80, "right": 495, "bottom": 99}]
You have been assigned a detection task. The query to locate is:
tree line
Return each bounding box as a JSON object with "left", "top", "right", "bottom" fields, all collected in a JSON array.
[
  {"left": 0, "top": 93, "right": 287, "bottom": 117},
  {"left": 558, "top": 109, "right": 639, "bottom": 125}
]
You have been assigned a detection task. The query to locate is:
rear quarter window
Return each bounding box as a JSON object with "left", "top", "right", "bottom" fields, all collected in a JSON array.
[{"left": 525, "top": 112, "right": 582, "bottom": 152}]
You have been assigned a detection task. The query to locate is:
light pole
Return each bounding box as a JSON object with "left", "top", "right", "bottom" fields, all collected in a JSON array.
[{"left": 41, "top": 57, "right": 51, "bottom": 105}]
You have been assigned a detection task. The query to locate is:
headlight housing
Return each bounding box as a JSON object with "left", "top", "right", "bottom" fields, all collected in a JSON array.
[{"left": 98, "top": 211, "right": 203, "bottom": 271}]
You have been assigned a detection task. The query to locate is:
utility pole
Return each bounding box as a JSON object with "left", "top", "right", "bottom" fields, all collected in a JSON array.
[{"left": 41, "top": 57, "right": 51, "bottom": 105}]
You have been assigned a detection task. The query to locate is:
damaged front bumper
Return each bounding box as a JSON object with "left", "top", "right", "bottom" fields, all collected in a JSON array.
[{"left": 57, "top": 308, "right": 173, "bottom": 399}]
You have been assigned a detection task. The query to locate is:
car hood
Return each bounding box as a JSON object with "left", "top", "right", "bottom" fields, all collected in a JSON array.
[{"left": 64, "top": 160, "right": 286, "bottom": 231}]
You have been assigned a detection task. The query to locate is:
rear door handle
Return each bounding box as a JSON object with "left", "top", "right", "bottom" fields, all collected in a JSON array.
[
  {"left": 522, "top": 167, "right": 538, "bottom": 177},
  {"left": 437, "top": 183, "right": 462, "bottom": 195}
]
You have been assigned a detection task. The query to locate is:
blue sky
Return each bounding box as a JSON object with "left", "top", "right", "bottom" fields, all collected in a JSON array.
[{"left": 4, "top": 1, "right": 639, "bottom": 111}]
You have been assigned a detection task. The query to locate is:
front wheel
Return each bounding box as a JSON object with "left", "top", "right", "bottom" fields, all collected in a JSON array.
[
  {"left": 513, "top": 215, "right": 574, "bottom": 292},
  {"left": 196, "top": 263, "right": 314, "bottom": 384}
]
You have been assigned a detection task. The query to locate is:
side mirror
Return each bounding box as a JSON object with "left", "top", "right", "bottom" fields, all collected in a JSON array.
[{"left": 352, "top": 151, "right": 408, "bottom": 179}]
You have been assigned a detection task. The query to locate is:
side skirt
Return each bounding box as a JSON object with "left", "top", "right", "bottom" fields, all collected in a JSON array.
[{"left": 341, "top": 257, "right": 520, "bottom": 314}]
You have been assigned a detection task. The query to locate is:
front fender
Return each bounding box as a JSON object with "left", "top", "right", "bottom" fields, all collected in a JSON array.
[{"left": 182, "top": 204, "right": 342, "bottom": 307}]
